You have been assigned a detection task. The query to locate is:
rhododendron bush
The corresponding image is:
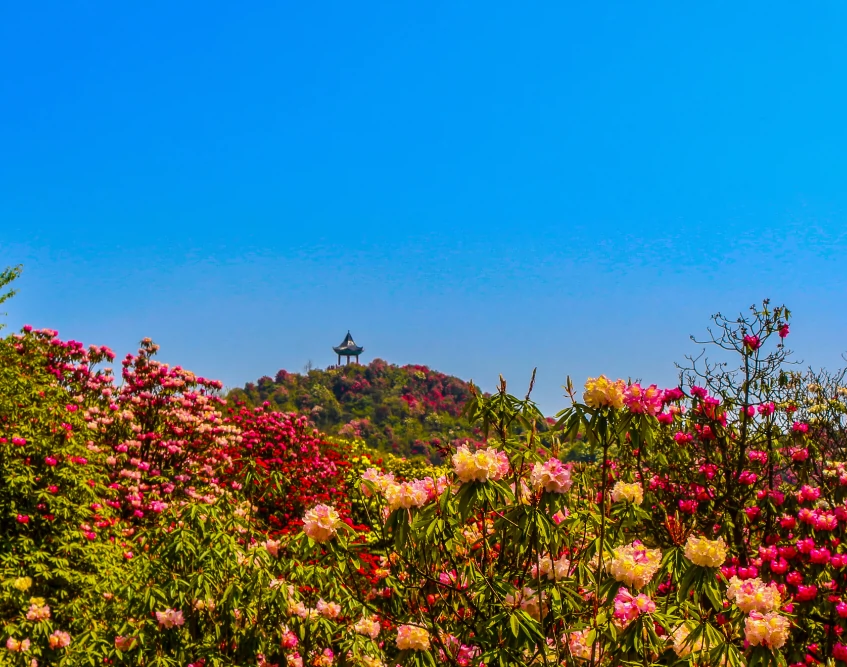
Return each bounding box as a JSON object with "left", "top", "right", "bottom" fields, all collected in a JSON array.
[
  {"left": 5, "top": 296, "right": 847, "bottom": 666},
  {"left": 292, "top": 302, "right": 847, "bottom": 667},
  {"left": 0, "top": 325, "right": 366, "bottom": 665}
]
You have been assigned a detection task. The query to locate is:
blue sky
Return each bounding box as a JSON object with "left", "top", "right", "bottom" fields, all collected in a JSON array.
[{"left": 2, "top": 2, "right": 847, "bottom": 414}]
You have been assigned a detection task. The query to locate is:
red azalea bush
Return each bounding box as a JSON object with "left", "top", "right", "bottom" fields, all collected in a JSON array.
[{"left": 218, "top": 404, "right": 356, "bottom": 533}]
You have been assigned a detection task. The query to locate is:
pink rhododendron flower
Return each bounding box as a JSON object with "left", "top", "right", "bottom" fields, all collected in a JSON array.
[
  {"left": 679, "top": 499, "right": 698, "bottom": 514},
  {"left": 281, "top": 630, "right": 299, "bottom": 649},
  {"left": 623, "top": 383, "right": 664, "bottom": 415},
  {"left": 529, "top": 458, "right": 573, "bottom": 493},
  {"left": 613, "top": 587, "right": 655, "bottom": 629},
  {"left": 770, "top": 558, "right": 789, "bottom": 574},
  {"left": 663, "top": 387, "right": 685, "bottom": 402},
  {"left": 738, "top": 470, "right": 758, "bottom": 485},
  {"left": 155, "top": 609, "right": 185, "bottom": 629},
  {"left": 810, "top": 548, "right": 831, "bottom": 564},
  {"left": 6, "top": 637, "right": 30, "bottom": 653},
  {"left": 5, "top": 637, "right": 30, "bottom": 652},
  {"left": 316, "top": 599, "right": 341, "bottom": 619},
  {"left": 302, "top": 504, "right": 341, "bottom": 542},
  {"left": 314, "top": 648, "right": 334, "bottom": 667},
  {"left": 361, "top": 468, "right": 395, "bottom": 497},
  {"left": 690, "top": 386, "right": 708, "bottom": 399},
  {"left": 25, "top": 602, "right": 50, "bottom": 621}
]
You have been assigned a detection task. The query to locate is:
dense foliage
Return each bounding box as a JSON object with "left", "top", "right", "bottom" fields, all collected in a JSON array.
[{"left": 4, "top": 280, "right": 847, "bottom": 666}]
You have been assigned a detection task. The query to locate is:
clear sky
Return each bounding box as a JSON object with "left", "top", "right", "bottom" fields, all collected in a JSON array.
[{"left": 2, "top": 2, "right": 847, "bottom": 414}]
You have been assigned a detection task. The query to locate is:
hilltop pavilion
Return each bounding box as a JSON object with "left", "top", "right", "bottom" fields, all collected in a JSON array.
[{"left": 333, "top": 331, "right": 363, "bottom": 366}]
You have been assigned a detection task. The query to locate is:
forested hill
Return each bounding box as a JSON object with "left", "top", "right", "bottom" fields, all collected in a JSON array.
[{"left": 228, "top": 360, "right": 524, "bottom": 459}]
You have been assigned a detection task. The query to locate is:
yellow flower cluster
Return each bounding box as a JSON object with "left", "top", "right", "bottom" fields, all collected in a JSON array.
[
  {"left": 670, "top": 624, "right": 705, "bottom": 657},
  {"left": 583, "top": 376, "right": 626, "bottom": 409},
  {"left": 451, "top": 444, "right": 509, "bottom": 483},
  {"left": 683, "top": 535, "right": 728, "bottom": 568},
  {"left": 504, "top": 586, "right": 547, "bottom": 621},
  {"left": 744, "top": 611, "right": 790, "bottom": 649},
  {"left": 395, "top": 625, "right": 430, "bottom": 651},
  {"left": 531, "top": 554, "right": 571, "bottom": 581},
  {"left": 566, "top": 629, "right": 594, "bottom": 660},
  {"left": 12, "top": 577, "right": 32, "bottom": 592},
  {"left": 354, "top": 616, "right": 381, "bottom": 639},
  {"left": 610, "top": 481, "right": 644, "bottom": 505},
  {"left": 361, "top": 468, "right": 395, "bottom": 497},
  {"left": 384, "top": 481, "right": 428, "bottom": 512},
  {"left": 609, "top": 542, "right": 662, "bottom": 589},
  {"left": 726, "top": 576, "right": 782, "bottom": 613},
  {"left": 360, "top": 656, "right": 385, "bottom": 667}
]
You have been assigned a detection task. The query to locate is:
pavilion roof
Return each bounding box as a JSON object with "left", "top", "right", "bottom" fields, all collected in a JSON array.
[{"left": 333, "top": 331, "right": 363, "bottom": 355}]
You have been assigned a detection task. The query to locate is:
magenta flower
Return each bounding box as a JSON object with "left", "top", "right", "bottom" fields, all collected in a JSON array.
[{"left": 742, "top": 335, "right": 761, "bottom": 351}]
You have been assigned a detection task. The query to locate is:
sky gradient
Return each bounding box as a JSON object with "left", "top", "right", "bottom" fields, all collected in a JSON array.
[{"left": 3, "top": 2, "right": 847, "bottom": 414}]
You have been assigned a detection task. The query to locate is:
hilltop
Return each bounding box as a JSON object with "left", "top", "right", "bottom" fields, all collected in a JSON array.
[{"left": 228, "top": 359, "right": 557, "bottom": 459}]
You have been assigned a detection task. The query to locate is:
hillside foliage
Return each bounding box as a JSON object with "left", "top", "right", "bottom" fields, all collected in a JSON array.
[{"left": 228, "top": 361, "right": 557, "bottom": 460}]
